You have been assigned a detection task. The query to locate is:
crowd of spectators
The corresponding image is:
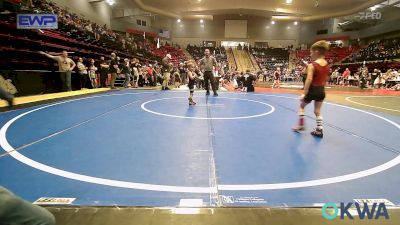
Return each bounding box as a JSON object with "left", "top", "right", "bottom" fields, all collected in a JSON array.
[
  {"left": 330, "top": 65, "right": 400, "bottom": 89},
  {"left": 217, "top": 70, "right": 257, "bottom": 92},
  {"left": 343, "top": 38, "right": 400, "bottom": 63},
  {"left": 0, "top": 0, "right": 192, "bottom": 92},
  {"left": 2, "top": 1, "right": 399, "bottom": 92},
  {"left": 250, "top": 47, "right": 290, "bottom": 70},
  {"left": 2, "top": 0, "right": 186, "bottom": 63},
  {"left": 187, "top": 45, "right": 227, "bottom": 62},
  {"left": 5, "top": 0, "right": 154, "bottom": 57}
]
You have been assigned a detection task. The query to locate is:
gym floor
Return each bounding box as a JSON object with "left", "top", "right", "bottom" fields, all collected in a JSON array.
[{"left": 0, "top": 88, "right": 399, "bottom": 209}]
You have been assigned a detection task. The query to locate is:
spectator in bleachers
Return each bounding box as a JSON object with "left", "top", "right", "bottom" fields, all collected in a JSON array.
[
  {"left": 179, "top": 63, "right": 186, "bottom": 85},
  {"left": 108, "top": 53, "right": 118, "bottom": 89},
  {"left": 147, "top": 64, "right": 156, "bottom": 87},
  {"left": 342, "top": 68, "right": 350, "bottom": 86},
  {"left": 154, "top": 66, "right": 162, "bottom": 86},
  {"left": 131, "top": 58, "right": 139, "bottom": 88},
  {"left": 88, "top": 58, "right": 97, "bottom": 88},
  {"left": 1, "top": 0, "right": 188, "bottom": 92},
  {"left": 121, "top": 58, "right": 131, "bottom": 88},
  {"left": 344, "top": 38, "right": 400, "bottom": 63},
  {"left": 77, "top": 57, "right": 88, "bottom": 89},
  {"left": 99, "top": 56, "right": 109, "bottom": 88},
  {"left": 138, "top": 66, "right": 145, "bottom": 87},
  {"left": 173, "top": 68, "right": 181, "bottom": 88},
  {"left": 330, "top": 68, "right": 339, "bottom": 85},
  {"left": 369, "top": 68, "right": 378, "bottom": 86},
  {"left": 161, "top": 54, "right": 172, "bottom": 90},
  {"left": 360, "top": 66, "right": 368, "bottom": 89},
  {"left": 39, "top": 50, "right": 76, "bottom": 92},
  {"left": 374, "top": 69, "right": 386, "bottom": 88},
  {"left": 252, "top": 47, "right": 289, "bottom": 71}
]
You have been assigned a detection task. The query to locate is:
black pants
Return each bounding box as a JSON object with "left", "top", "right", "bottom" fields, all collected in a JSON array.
[
  {"left": 247, "top": 85, "right": 255, "bottom": 92},
  {"left": 79, "top": 73, "right": 88, "bottom": 89},
  {"left": 138, "top": 75, "right": 144, "bottom": 87},
  {"left": 204, "top": 71, "right": 217, "bottom": 94},
  {"left": 371, "top": 75, "right": 378, "bottom": 86},
  {"left": 42, "top": 72, "right": 57, "bottom": 93},
  {"left": 100, "top": 72, "right": 108, "bottom": 87}
]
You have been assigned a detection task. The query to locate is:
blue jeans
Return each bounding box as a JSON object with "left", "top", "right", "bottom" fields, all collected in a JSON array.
[{"left": 124, "top": 73, "right": 131, "bottom": 88}]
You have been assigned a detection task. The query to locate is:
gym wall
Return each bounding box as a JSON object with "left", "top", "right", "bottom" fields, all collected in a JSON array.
[{"left": 170, "top": 16, "right": 300, "bottom": 47}]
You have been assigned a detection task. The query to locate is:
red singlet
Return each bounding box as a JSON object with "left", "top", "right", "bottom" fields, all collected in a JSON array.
[{"left": 311, "top": 62, "right": 330, "bottom": 86}]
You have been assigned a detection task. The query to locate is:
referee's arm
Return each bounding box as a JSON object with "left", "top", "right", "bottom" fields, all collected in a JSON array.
[{"left": 199, "top": 58, "right": 205, "bottom": 72}]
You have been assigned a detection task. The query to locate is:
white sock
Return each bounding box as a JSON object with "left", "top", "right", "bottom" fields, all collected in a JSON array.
[{"left": 316, "top": 116, "right": 323, "bottom": 130}]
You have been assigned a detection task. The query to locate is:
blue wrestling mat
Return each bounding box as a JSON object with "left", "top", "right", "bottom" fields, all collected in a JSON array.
[{"left": 0, "top": 90, "right": 399, "bottom": 207}]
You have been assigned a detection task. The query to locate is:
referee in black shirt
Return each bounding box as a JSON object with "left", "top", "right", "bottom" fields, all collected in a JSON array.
[{"left": 199, "top": 49, "right": 218, "bottom": 96}]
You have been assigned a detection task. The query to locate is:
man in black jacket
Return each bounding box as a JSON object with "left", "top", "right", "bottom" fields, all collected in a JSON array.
[{"left": 0, "top": 186, "right": 55, "bottom": 225}]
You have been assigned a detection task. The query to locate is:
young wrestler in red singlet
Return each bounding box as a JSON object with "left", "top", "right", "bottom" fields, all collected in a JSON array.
[
  {"left": 293, "top": 40, "right": 330, "bottom": 138},
  {"left": 272, "top": 67, "right": 281, "bottom": 88}
]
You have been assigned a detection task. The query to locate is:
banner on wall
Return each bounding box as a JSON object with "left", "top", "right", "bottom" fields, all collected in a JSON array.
[{"left": 159, "top": 29, "right": 170, "bottom": 39}]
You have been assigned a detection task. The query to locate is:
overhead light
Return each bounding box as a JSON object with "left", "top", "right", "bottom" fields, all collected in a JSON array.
[
  {"left": 294, "top": 21, "right": 298, "bottom": 25},
  {"left": 105, "top": 0, "right": 115, "bottom": 5},
  {"left": 286, "top": 0, "right": 293, "bottom": 4},
  {"left": 197, "top": 0, "right": 201, "bottom": 2},
  {"left": 177, "top": 19, "right": 181, "bottom": 23},
  {"left": 272, "top": 15, "right": 290, "bottom": 19},
  {"left": 271, "top": 15, "right": 298, "bottom": 20},
  {"left": 200, "top": 19, "right": 204, "bottom": 23},
  {"left": 271, "top": 20, "right": 275, "bottom": 24},
  {"left": 370, "top": 6, "right": 377, "bottom": 11}
]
